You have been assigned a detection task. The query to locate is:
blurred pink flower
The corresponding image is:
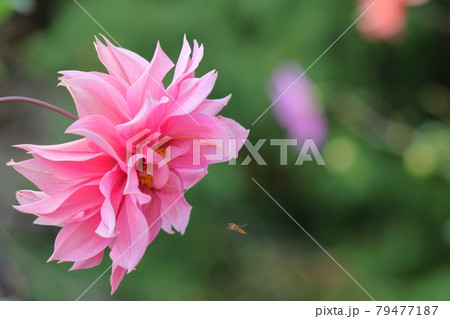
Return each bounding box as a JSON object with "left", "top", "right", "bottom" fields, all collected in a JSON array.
[
  {"left": 357, "top": 0, "right": 429, "bottom": 41},
  {"left": 8, "top": 36, "right": 248, "bottom": 294},
  {"left": 269, "top": 61, "right": 327, "bottom": 149}
]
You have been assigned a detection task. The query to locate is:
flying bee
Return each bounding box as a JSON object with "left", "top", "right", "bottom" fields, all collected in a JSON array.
[{"left": 227, "top": 223, "right": 247, "bottom": 235}]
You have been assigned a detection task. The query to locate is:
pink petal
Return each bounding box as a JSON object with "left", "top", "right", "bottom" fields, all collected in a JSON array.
[
  {"left": 70, "top": 251, "right": 104, "bottom": 271},
  {"left": 116, "top": 96, "right": 153, "bottom": 143},
  {"left": 158, "top": 193, "right": 191, "bottom": 234},
  {"left": 116, "top": 95, "right": 169, "bottom": 143},
  {"left": 172, "top": 36, "right": 204, "bottom": 84},
  {"left": 217, "top": 115, "right": 250, "bottom": 159},
  {"left": 163, "top": 140, "right": 191, "bottom": 162},
  {"left": 59, "top": 70, "right": 131, "bottom": 123},
  {"left": 167, "top": 70, "right": 217, "bottom": 117},
  {"left": 33, "top": 153, "right": 115, "bottom": 181},
  {"left": 91, "top": 71, "right": 129, "bottom": 97},
  {"left": 16, "top": 190, "right": 48, "bottom": 205},
  {"left": 96, "top": 164, "right": 126, "bottom": 238},
  {"left": 194, "top": 95, "right": 231, "bottom": 115},
  {"left": 185, "top": 39, "right": 204, "bottom": 76},
  {"left": 33, "top": 207, "right": 97, "bottom": 226},
  {"left": 109, "top": 195, "right": 152, "bottom": 272},
  {"left": 49, "top": 214, "right": 111, "bottom": 262},
  {"left": 146, "top": 102, "right": 168, "bottom": 132},
  {"left": 124, "top": 154, "right": 152, "bottom": 205},
  {"left": 145, "top": 149, "right": 170, "bottom": 190},
  {"left": 171, "top": 166, "right": 208, "bottom": 189},
  {"left": 161, "top": 114, "right": 243, "bottom": 168},
  {"left": 8, "top": 159, "right": 80, "bottom": 194},
  {"left": 167, "top": 142, "right": 210, "bottom": 169},
  {"left": 14, "top": 139, "right": 114, "bottom": 180},
  {"left": 161, "top": 218, "right": 175, "bottom": 234},
  {"left": 16, "top": 140, "right": 115, "bottom": 181},
  {"left": 15, "top": 138, "right": 97, "bottom": 161},
  {"left": 94, "top": 36, "right": 149, "bottom": 85},
  {"left": 126, "top": 42, "right": 174, "bottom": 115},
  {"left": 157, "top": 172, "right": 192, "bottom": 235},
  {"left": 173, "top": 35, "right": 192, "bottom": 82},
  {"left": 66, "top": 115, "right": 126, "bottom": 170},
  {"left": 141, "top": 192, "right": 164, "bottom": 235},
  {"left": 110, "top": 264, "right": 127, "bottom": 294},
  {"left": 160, "top": 113, "right": 229, "bottom": 140},
  {"left": 14, "top": 183, "right": 102, "bottom": 224}
]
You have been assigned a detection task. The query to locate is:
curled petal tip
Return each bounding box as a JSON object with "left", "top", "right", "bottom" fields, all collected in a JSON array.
[
  {"left": 95, "top": 228, "right": 118, "bottom": 239},
  {"left": 99, "top": 34, "right": 110, "bottom": 44}
]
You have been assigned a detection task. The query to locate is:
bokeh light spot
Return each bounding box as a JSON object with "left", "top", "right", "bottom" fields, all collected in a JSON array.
[
  {"left": 403, "top": 142, "right": 437, "bottom": 177},
  {"left": 323, "top": 136, "right": 357, "bottom": 174}
]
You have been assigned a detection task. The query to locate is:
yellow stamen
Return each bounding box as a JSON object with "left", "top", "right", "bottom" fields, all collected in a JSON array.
[
  {"left": 138, "top": 164, "right": 153, "bottom": 189},
  {"left": 138, "top": 174, "right": 153, "bottom": 189},
  {"left": 155, "top": 148, "right": 166, "bottom": 157},
  {"left": 137, "top": 148, "right": 167, "bottom": 190}
]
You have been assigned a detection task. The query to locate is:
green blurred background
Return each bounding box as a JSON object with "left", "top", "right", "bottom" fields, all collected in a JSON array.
[{"left": 0, "top": 0, "right": 449, "bottom": 300}]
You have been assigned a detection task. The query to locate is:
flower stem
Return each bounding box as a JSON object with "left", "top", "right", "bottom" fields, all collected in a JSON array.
[{"left": 0, "top": 96, "right": 78, "bottom": 121}]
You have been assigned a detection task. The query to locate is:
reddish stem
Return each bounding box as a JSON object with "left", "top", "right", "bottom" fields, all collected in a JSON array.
[{"left": 0, "top": 96, "right": 78, "bottom": 121}]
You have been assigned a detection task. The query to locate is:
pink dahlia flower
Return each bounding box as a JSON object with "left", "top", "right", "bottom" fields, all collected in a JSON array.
[
  {"left": 268, "top": 61, "right": 327, "bottom": 149},
  {"left": 357, "top": 0, "right": 429, "bottom": 41},
  {"left": 8, "top": 36, "right": 248, "bottom": 294}
]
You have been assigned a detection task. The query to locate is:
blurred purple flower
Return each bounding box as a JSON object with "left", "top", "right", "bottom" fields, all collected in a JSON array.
[{"left": 268, "top": 61, "right": 327, "bottom": 149}]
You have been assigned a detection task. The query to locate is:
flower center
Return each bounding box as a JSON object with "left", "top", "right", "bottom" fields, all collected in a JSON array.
[
  {"left": 138, "top": 174, "right": 153, "bottom": 189},
  {"left": 136, "top": 148, "right": 167, "bottom": 190},
  {"left": 138, "top": 164, "right": 153, "bottom": 189},
  {"left": 155, "top": 148, "right": 166, "bottom": 158}
]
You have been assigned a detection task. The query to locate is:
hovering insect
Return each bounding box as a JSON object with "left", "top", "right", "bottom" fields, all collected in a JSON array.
[{"left": 227, "top": 223, "right": 247, "bottom": 235}]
